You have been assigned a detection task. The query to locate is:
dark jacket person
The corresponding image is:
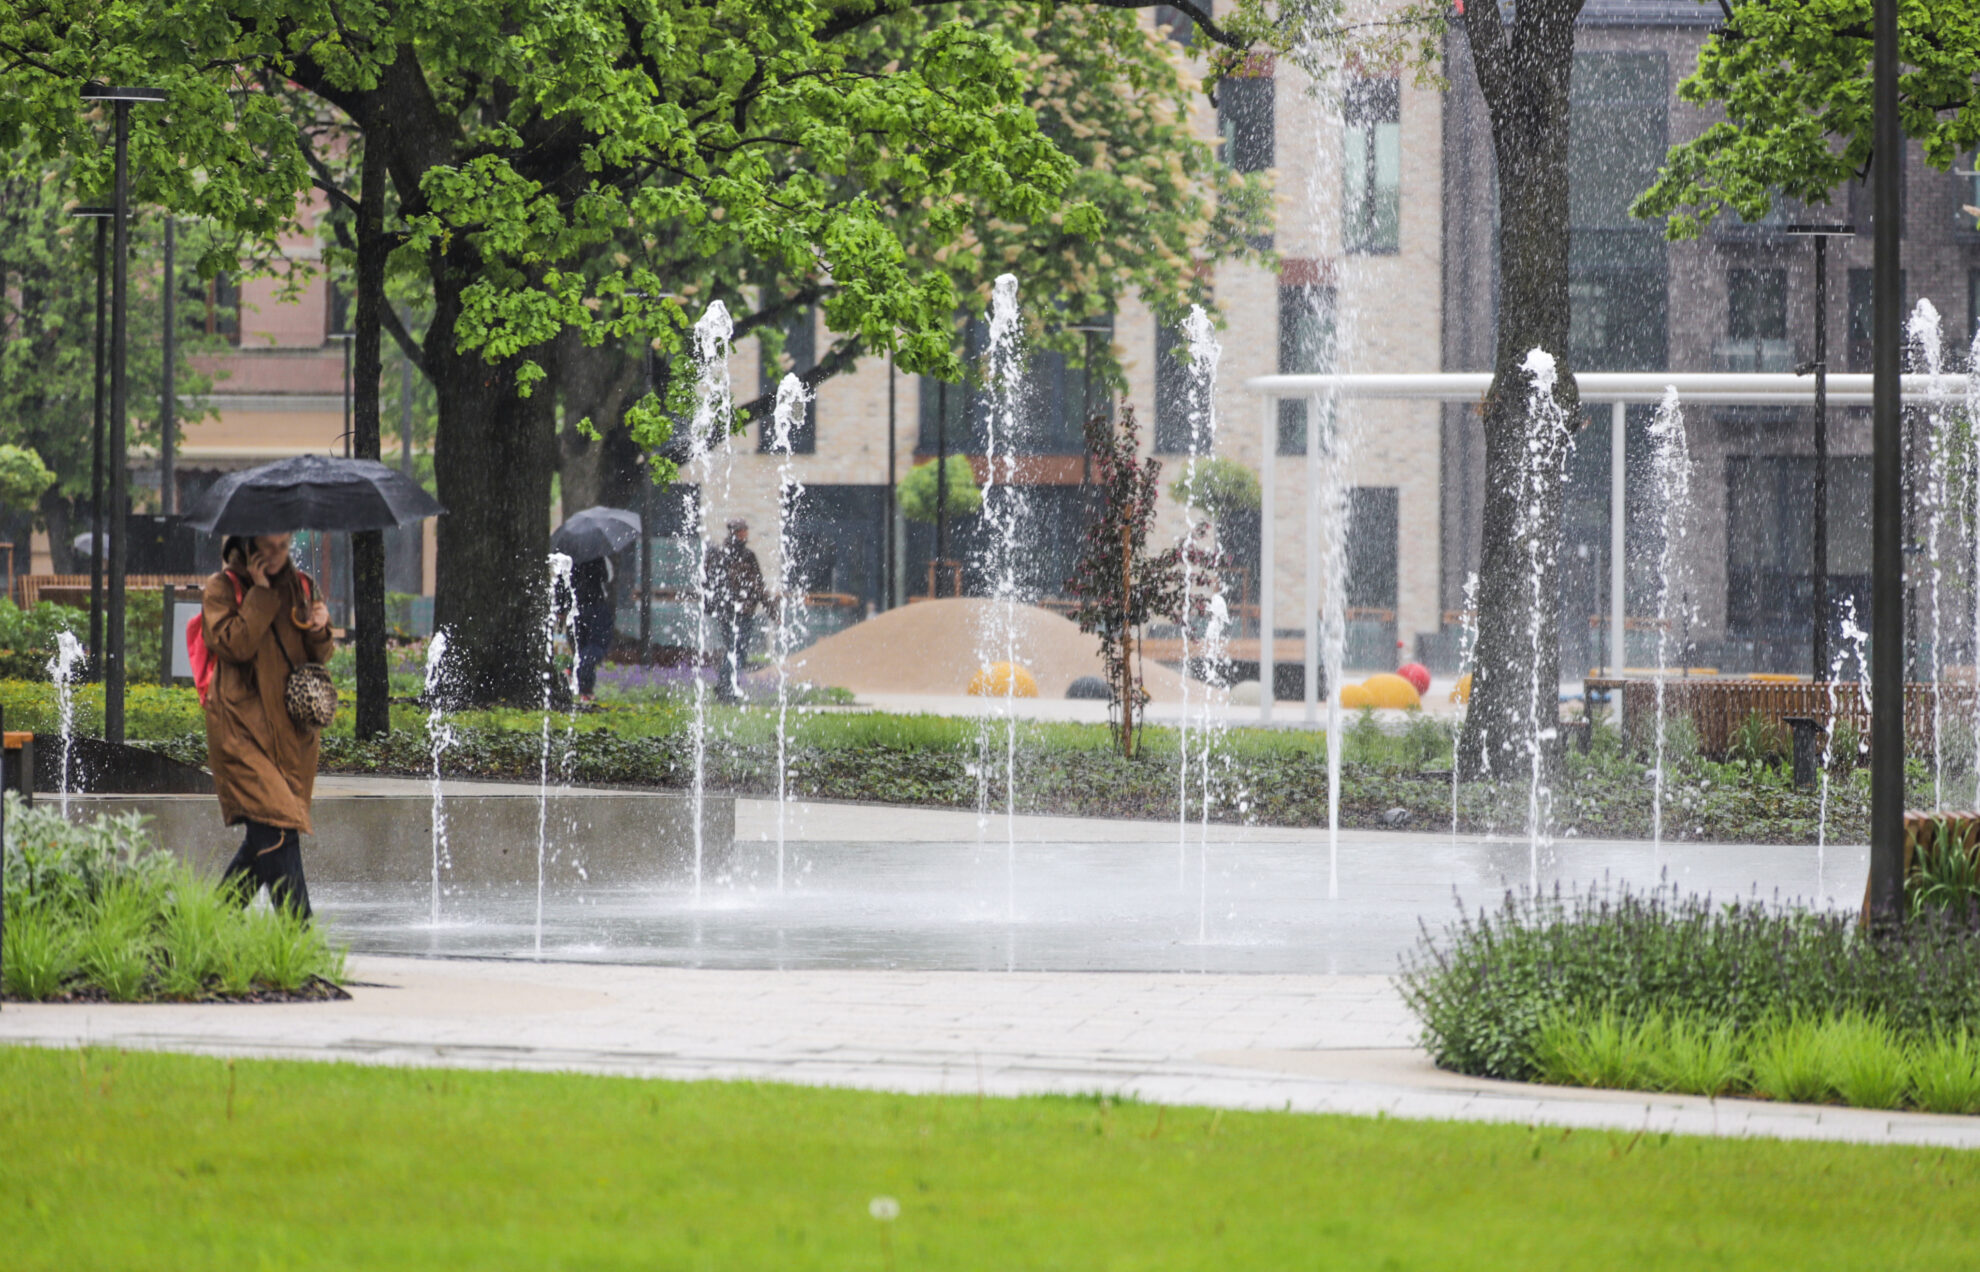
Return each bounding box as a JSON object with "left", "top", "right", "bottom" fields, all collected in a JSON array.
[
  {"left": 203, "top": 533, "right": 335, "bottom": 918},
  {"left": 703, "top": 518, "right": 772, "bottom": 701}
]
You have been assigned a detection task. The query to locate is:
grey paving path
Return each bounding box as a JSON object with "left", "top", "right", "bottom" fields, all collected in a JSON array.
[{"left": 4, "top": 955, "right": 1974, "bottom": 1150}]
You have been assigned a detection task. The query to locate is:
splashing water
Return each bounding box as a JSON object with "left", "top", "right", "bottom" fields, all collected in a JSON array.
[
  {"left": 46, "top": 629, "right": 84, "bottom": 817},
  {"left": 1647, "top": 388, "right": 1694, "bottom": 860},
  {"left": 1814, "top": 620, "right": 1857, "bottom": 897},
  {"left": 1175, "top": 305, "right": 1234, "bottom": 938},
  {"left": 1970, "top": 323, "right": 1980, "bottom": 806},
  {"left": 1909, "top": 300, "right": 1950, "bottom": 808},
  {"left": 1175, "top": 305, "right": 1225, "bottom": 891},
  {"left": 976, "top": 273, "right": 1026, "bottom": 923},
  {"left": 1453, "top": 571, "right": 1479, "bottom": 843},
  {"left": 1517, "top": 349, "right": 1571, "bottom": 889},
  {"left": 688, "top": 301, "right": 736, "bottom": 902},
  {"left": 423, "top": 630, "right": 456, "bottom": 925},
  {"left": 769, "top": 372, "right": 813, "bottom": 892},
  {"left": 535, "top": 552, "right": 575, "bottom": 953}
]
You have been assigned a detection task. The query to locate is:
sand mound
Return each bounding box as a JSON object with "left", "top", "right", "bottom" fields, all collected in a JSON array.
[{"left": 788, "top": 598, "right": 1191, "bottom": 702}]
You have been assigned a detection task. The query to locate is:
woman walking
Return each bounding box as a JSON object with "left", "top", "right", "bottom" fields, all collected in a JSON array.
[{"left": 202, "top": 533, "right": 334, "bottom": 918}]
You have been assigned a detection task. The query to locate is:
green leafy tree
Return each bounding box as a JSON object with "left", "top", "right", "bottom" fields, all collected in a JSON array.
[
  {"left": 0, "top": 145, "right": 222, "bottom": 567},
  {"left": 897, "top": 456, "right": 983, "bottom": 524},
  {"left": 1169, "top": 455, "right": 1260, "bottom": 519},
  {"left": 1635, "top": 0, "right": 1980, "bottom": 235},
  {"left": 0, "top": 0, "right": 1270, "bottom": 701}
]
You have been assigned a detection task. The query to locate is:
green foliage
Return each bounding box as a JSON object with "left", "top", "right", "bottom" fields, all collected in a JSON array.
[
  {"left": 1638, "top": 0, "right": 1980, "bottom": 236},
  {"left": 1727, "top": 708, "right": 1786, "bottom": 767},
  {"left": 896, "top": 456, "right": 983, "bottom": 524},
  {"left": 0, "top": 442, "right": 55, "bottom": 509},
  {"left": 1168, "top": 455, "right": 1261, "bottom": 518},
  {"left": 1908, "top": 816, "right": 1980, "bottom": 922},
  {"left": 1912, "top": 1029, "right": 1980, "bottom": 1114},
  {"left": 1, "top": 796, "right": 343, "bottom": 1001},
  {"left": 1399, "top": 882, "right": 1980, "bottom": 1081}
]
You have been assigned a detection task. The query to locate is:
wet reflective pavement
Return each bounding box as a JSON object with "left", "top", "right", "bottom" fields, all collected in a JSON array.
[{"left": 317, "top": 825, "right": 1865, "bottom": 975}]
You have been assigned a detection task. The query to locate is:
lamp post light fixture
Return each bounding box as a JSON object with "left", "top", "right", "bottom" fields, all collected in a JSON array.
[
  {"left": 79, "top": 84, "right": 168, "bottom": 746},
  {"left": 70, "top": 205, "right": 113, "bottom": 677},
  {"left": 1786, "top": 223, "right": 1853, "bottom": 683}
]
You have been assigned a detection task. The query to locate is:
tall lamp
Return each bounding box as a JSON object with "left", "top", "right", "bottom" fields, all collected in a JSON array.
[{"left": 79, "top": 84, "right": 167, "bottom": 747}]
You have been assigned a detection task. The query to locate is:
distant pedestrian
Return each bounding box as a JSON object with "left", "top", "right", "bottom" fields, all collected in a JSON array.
[
  {"left": 202, "top": 533, "right": 334, "bottom": 920},
  {"left": 572, "top": 556, "right": 616, "bottom": 701},
  {"left": 703, "top": 518, "right": 772, "bottom": 702}
]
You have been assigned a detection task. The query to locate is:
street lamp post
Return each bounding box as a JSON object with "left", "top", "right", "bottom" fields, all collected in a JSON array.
[
  {"left": 1867, "top": 0, "right": 1905, "bottom": 924},
  {"left": 80, "top": 84, "right": 167, "bottom": 747},
  {"left": 1788, "top": 223, "right": 1852, "bottom": 683},
  {"left": 160, "top": 216, "right": 176, "bottom": 515},
  {"left": 71, "top": 206, "right": 112, "bottom": 678}
]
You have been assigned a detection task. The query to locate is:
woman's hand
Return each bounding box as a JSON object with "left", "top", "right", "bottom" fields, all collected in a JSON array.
[
  {"left": 308, "top": 600, "right": 331, "bottom": 632},
  {"left": 245, "top": 553, "right": 272, "bottom": 589}
]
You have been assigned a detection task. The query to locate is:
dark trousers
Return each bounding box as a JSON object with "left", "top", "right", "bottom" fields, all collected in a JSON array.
[
  {"left": 221, "top": 820, "right": 312, "bottom": 921},
  {"left": 714, "top": 616, "right": 752, "bottom": 701},
  {"left": 575, "top": 603, "right": 613, "bottom": 696}
]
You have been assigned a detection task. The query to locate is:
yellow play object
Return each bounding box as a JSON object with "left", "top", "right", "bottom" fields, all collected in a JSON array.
[
  {"left": 968, "top": 661, "right": 1039, "bottom": 698},
  {"left": 1451, "top": 672, "right": 1472, "bottom": 704},
  {"left": 1340, "top": 672, "right": 1422, "bottom": 711}
]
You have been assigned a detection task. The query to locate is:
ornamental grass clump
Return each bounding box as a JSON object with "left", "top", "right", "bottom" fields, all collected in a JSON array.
[
  {"left": 1399, "top": 881, "right": 1980, "bottom": 1083},
  {"left": 2, "top": 795, "right": 344, "bottom": 1002}
]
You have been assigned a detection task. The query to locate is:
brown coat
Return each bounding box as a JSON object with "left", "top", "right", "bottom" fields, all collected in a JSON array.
[{"left": 201, "top": 568, "right": 336, "bottom": 833}]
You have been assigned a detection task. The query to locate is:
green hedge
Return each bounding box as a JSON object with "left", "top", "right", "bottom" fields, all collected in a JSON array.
[{"left": 1398, "top": 883, "right": 1980, "bottom": 1083}]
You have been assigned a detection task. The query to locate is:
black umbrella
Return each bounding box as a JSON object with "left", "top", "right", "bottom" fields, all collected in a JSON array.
[
  {"left": 185, "top": 455, "right": 445, "bottom": 535},
  {"left": 551, "top": 506, "right": 641, "bottom": 563}
]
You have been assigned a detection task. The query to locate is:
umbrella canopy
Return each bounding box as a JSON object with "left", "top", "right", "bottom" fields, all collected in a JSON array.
[
  {"left": 185, "top": 455, "right": 445, "bottom": 535},
  {"left": 551, "top": 506, "right": 641, "bottom": 563},
  {"left": 71, "top": 531, "right": 104, "bottom": 560}
]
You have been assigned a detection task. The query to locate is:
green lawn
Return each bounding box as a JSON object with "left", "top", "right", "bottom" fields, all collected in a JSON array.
[{"left": 1, "top": 1047, "right": 1975, "bottom": 1270}]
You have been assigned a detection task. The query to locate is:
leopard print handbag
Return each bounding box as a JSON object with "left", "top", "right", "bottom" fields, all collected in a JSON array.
[{"left": 284, "top": 662, "right": 338, "bottom": 730}]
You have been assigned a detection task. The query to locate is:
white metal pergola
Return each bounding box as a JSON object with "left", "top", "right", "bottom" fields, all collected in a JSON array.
[{"left": 1242, "top": 370, "right": 1973, "bottom": 725}]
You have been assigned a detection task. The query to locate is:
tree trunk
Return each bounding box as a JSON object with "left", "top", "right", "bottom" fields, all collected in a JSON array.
[
  {"left": 553, "top": 331, "right": 647, "bottom": 515},
  {"left": 428, "top": 244, "right": 558, "bottom": 704},
  {"left": 352, "top": 136, "right": 391, "bottom": 737},
  {"left": 40, "top": 491, "right": 74, "bottom": 574},
  {"left": 1456, "top": 0, "right": 1585, "bottom": 778}
]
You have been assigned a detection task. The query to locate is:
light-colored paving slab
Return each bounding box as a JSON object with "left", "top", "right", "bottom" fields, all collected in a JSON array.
[{"left": 3, "top": 955, "right": 1971, "bottom": 1149}]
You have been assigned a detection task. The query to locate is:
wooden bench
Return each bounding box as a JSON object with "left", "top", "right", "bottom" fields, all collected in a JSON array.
[{"left": 3, "top": 730, "right": 32, "bottom": 806}]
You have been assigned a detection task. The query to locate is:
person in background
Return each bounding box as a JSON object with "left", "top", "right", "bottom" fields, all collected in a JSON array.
[
  {"left": 572, "top": 555, "right": 616, "bottom": 702},
  {"left": 703, "top": 518, "right": 772, "bottom": 702},
  {"left": 203, "top": 533, "right": 334, "bottom": 919}
]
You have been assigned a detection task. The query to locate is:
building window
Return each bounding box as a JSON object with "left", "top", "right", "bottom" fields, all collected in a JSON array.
[
  {"left": 1848, "top": 267, "right": 1907, "bottom": 372},
  {"left": 1960, "top": 150, "right": 1980, "bottom": 230},
  {"left": 758, "top": 306, "right": 817, "bottom": 453},
  {"left": 326, "top": 277, "right": 351, "bottom": 341},
  {"left": 1218, "top": 74, "right": 1274, "bottom": 174},
  {"left": 1153, "top": 318, "right": 1195, "bottom": 454},
  {"left": 1276, "top": 280, "right": 1335, "bottom": 455},
  {"left": 1722, "top": 268, "right": 1791, "bottom": 372},
  {"left": 1152, "top": 4, "right": 1193, "bottom": 45},
  {"left": 205, "top": 274, "right": 239, "bottom": 344},
  {"left": 1343, "top": 79, "right": 1401, "bottom": 254}
]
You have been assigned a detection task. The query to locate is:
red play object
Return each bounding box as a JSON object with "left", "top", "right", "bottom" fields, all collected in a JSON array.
[{"left": 1396, "top": 662, "right": 1432, "bottom": 695}]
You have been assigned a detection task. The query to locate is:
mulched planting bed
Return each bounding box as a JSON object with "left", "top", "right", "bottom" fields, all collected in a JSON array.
[{"left": 4, "top": 975, "right": 351, "bottom": 1005}]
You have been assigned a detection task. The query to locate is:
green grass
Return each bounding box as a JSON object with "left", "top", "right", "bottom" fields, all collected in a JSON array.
[{"left": 1, "top": 1047, "right": 1977, "bottom": 1271}]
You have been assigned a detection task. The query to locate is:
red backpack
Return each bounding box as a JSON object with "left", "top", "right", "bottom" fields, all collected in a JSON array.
[{"left": 188, "top": 571, "right": 314, "bottom": 705}]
